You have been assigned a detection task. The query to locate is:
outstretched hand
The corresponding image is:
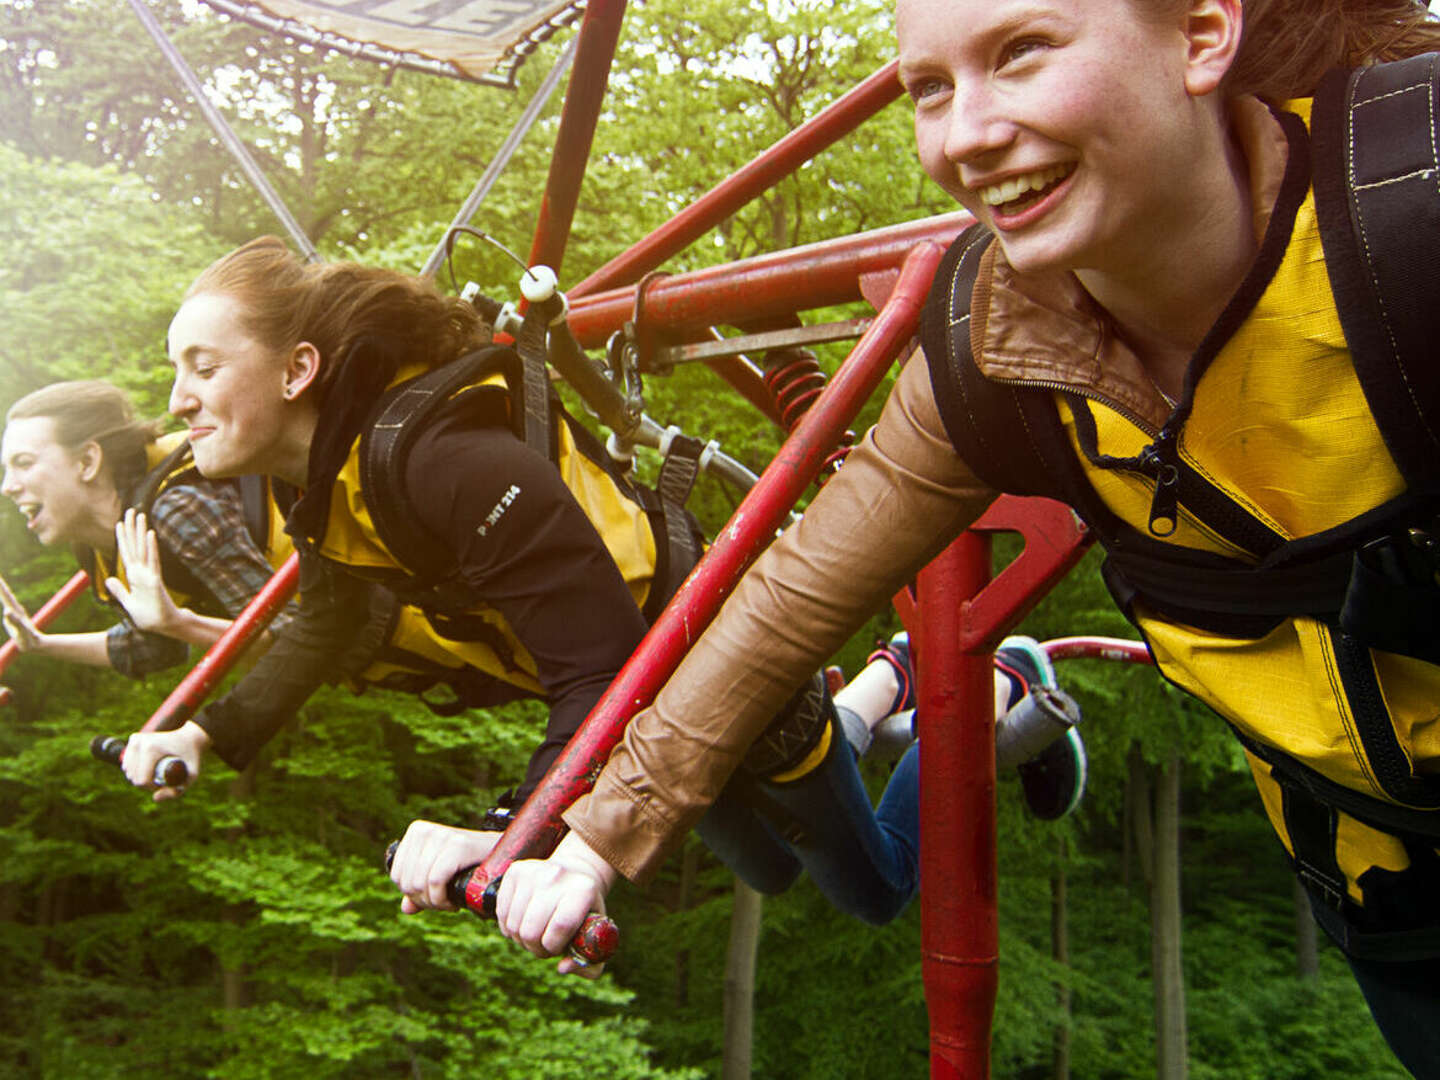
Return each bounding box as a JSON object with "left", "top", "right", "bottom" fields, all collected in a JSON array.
[
  {"left": 121, "top": 721, "right": 210, "bottom": 801},
  {"left": 0, "top": 570, "right": 42, "bottom": 652},
  {"left": 388, "top": 820, "right": 503, "bottom": 914},
  {"left": 107, "top": 510, "right": 181, "bottom": 635},
  {"left": 495, "top": 830, "right": 619, "bottom": 978}
]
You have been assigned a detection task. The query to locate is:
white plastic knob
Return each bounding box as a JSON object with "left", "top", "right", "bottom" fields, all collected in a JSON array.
[{"left": 520, "top": 265, "right": 559, "bottom": 303}]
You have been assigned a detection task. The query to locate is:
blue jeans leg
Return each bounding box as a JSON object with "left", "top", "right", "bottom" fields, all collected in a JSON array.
[{"left": 697, "top": 732, "right": 921, "bottom": 925}]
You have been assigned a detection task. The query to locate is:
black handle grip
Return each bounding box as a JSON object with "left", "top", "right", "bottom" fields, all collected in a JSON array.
[
  {"left": 90, "top": 735, "right": 189, "bottom": 788},
  {"left": 382, "top": 838, "right": 619, "bottom": 965}
]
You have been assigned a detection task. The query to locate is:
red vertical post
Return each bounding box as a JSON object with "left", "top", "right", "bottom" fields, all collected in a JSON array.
[
  {"left": 916, "top": 533, "right": 998, "bottom": 1080},
  {"left": 525, "top": 0, "right": 628, "bottom": 277}
]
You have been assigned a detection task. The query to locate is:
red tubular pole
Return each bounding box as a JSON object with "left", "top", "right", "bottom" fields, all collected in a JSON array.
[
  {"left": 140, "top": 553, "right": 300, "bottom": 733},
  {"left": 916, "top": 496, "right": 1090, "bottom": 1077},
  {"left": 467, "top": 241, "right": 946, "bottom": 894},
  {"left": 917, "top": 532, "right": 998, "bottom": 1080},
  {"left": 524, "top": 0, "right": 627, "bottom": 277},
  {"left": 0, "top": 569, "right": 91, "bottom": 706},
  {"left": 571, "top": 61, "right": 906, "bottom": 298},
  {"left": 567, "top": 213, "right": 971, "bottom": 348}
]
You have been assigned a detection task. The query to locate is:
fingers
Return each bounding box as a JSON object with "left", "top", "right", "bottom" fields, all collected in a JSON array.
[
  {"left": 0, "top": 569, "right": 27, "bottom": 618},
  {"left": 119, "top": 726, "right": 203, "bottom": 794},
  {"left": 388, "top": 820, "right": 500, "bottom": 914},
  {"left": 494, "top": 858, "right": 604, "bottom": 970},
  {"left": 0, "top": 572, "right": 38, "bottom": 649}
]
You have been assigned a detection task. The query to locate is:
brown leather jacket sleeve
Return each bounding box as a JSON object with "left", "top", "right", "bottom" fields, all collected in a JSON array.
[{"left": 561, "top": 351, "right": 997, "bottom": 882}]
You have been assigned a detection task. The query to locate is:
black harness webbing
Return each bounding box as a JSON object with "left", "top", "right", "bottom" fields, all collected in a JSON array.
[{"left": 359, "top": 346, "right": 524, "bottom": 590}]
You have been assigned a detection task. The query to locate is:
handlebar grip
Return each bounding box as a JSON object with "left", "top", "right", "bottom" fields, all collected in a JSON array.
[
  {"left": 382, "top": 839, "right": 619, "bottom": 964},
  {"left": 89, "top": 735, "right": 189, "bottom": 788}
]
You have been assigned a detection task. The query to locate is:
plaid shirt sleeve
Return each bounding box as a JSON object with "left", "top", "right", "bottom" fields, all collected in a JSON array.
[{"left": 104, "top": 482, "right": 295, "bottom": 678}]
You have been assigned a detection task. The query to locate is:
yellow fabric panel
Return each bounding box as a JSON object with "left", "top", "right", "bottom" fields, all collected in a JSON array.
[
  {"left": 357, "top": 604, "right": 544, "bottom": 695},
  {"left": 1373, "top": 649, "right": 1440, "bottom": 776},
  {"left": 314, "top": 357, "right": 655, "bottom": 694},
  {"left": 1245, "top": 751, "right": 1294, "bottom": 858},
  {"left": 1180, "top": 195, "right": 1405, "bottom": 537},
  {"left": 1141, "top": 613, "right": 1393, "bottom": 798},
  {"left": 1335, "top": 813, "right": 1412, "bottom": 905},
  {"left": 554, "top": 421, "right": 656, "bottom": 610}
]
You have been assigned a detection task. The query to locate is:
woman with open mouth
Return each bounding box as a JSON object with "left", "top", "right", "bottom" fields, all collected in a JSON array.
[{"left": 1, "top": 380, "right": 293, "bottom": 678}]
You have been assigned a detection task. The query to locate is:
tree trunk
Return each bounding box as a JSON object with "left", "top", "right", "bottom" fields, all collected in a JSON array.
[
  {"left": 1293, "top": 878, "right": 1319, "bottom": 981},
  {"left": 1129, "top": 742, "right": 1155, "bottom": 889},
  {"left": 1151, "top": 748, "right": 1187, "bottom": 1080},
  {"left": 721, "top": 879, "right": 763, "bottom": 1080},
  {"left": 1051, "top": 835, "right": 1071, "bottom": 1080}
]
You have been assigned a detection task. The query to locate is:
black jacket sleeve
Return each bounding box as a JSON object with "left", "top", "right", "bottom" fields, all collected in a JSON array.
[
  {"left": 404, "top": 412, "right": 650, "bottom": 802},
  {"left": 193, "top": 547, "right": 371, "bottom": 769}
]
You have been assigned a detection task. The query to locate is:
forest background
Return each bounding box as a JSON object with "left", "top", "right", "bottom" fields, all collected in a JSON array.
[{"left": 0, "top": 0, "right": 1413, "bottom": 1077}]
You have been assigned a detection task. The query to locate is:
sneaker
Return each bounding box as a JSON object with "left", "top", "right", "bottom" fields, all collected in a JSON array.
[
  {"left": 866, "top": 631, "right": 915, "bottom": 716},
  {"left": 995, "top": 636, "right": 1087, "bottom": 821},
  {"left": 742, "top": 672, "right": 835, "bottom": 780}
]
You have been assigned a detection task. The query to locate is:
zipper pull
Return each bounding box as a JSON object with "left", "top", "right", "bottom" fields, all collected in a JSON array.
[{"left": 1141, "top": 444, "right": 1180, "bottom": 537}]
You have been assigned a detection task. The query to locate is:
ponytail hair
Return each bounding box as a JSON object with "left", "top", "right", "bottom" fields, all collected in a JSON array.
[
  {"left": 5, "top": 381, "right": 161, "bottom": 495},
  {"left": 185, "top": 237, "right": 488, "bottom": 409},
  {"left": 1226, "top": 0, "right": 1440, "bottom": 102}
]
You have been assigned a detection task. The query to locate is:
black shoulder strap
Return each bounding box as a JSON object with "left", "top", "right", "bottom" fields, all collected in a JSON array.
[
  {"left": 919, "top": 223, "right": 1067, "bottom": 499},
  {"left": 236, "top": 475, "right": 272, "bottom": 553},
  {"left": 1312, "top": 53, "right": 1440, "bottom": 494},
  {"left": 131, "top": 440, "right": 198, "bottom": 513},
  {"left": 359, "top": 346, "right": 530, "bottom": 583}
]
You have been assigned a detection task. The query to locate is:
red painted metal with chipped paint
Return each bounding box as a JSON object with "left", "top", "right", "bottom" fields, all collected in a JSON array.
[
  {"left": 0, "top": 569, "right": 90, "bottom": 707},
  {"left": 915, "top": 499, "right": 1089, "bottom": 1077},
  {"left": 139, "top": 553, "right": 300, "bottom": 733},
  {"left": 567, "top": 213, "right": 972, "bottom": 347},
  {"left": 459, "top": 242, "right": 945, "bottom": 907}
]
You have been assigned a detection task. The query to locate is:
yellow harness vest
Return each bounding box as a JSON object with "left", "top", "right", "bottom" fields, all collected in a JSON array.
[{"left": 309, "top": 359, "right": 658, "bottom": 696}]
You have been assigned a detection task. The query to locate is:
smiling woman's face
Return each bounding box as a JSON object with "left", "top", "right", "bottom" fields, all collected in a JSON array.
[
  {"left": 167, "top": 291, "right": 292, "bottom": 479},
  {"left": 897, "top": 0, "right": 1219, "bottom": 277},
  {"left": 1, "top": 416, "right": 103, "bottom": 547}
]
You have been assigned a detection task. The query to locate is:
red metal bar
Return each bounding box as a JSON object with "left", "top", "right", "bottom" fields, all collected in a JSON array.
[
  {"left": 917, "top": 496, "right": 1090, "bottom": 1078},
  {"left": 570, "top": 61, "right": 906, "bottom": 298},
  {"left": 0, "top": 569, "right": 91, "bottom": 707},
  {"left": 140, "top": 553, "right": 300, "bottom": 732},
  {"left": 1045, "top": 635, "right": 1152, "bottom": 666},
  {"left": 524, "top": 0, "right": 627, "bottom": 278},
  {"left": 917, "top": 531, "right": 997, "bottom": 1080},
  {"left": 468, "top": 241, "right": 946, "bottom": 893},
  {"left": 567, "top": 213, "right": 971, "bottom": 347}
]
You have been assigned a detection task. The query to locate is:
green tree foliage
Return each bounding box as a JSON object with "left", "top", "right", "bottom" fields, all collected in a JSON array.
[{"left": 0, "top": 0, "right": 1411, "bottom": 1076}]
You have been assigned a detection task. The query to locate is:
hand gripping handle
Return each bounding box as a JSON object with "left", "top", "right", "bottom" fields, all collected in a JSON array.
[
  {"left": 89, "top": 735, "right": 189, "bottom": 789},
  {"left": 383, "top": 841, "right": 618, "bottom": 965}
]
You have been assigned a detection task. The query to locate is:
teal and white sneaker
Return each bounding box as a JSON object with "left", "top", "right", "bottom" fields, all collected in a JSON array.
[{"left": 994, "top": 635, "right": 1086, "bottom": 821}]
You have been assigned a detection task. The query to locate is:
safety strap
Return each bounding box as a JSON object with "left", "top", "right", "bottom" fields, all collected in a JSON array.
[
  {"left": 1312, "top": 53, "right": 1440, "bottom": 494},
  {"left": 359, "top": 346, "right": 527, "bottom": 588},
  {"left": 513, "top": 313, "right": 559, "bottom": 459},
  {"left": 651, "top": 432, "right": 706, "bottom": 607}
]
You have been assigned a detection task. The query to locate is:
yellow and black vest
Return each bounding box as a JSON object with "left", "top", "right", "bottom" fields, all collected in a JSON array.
[
  {"left": 922, "top": 58, "right": 1440, "bottom": 957},
  {"left": 298, "top": 344, "right": 700, "bottom": 701},
  {"left": 82, "top": 433, "right": 291, "bottom": 618}
]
